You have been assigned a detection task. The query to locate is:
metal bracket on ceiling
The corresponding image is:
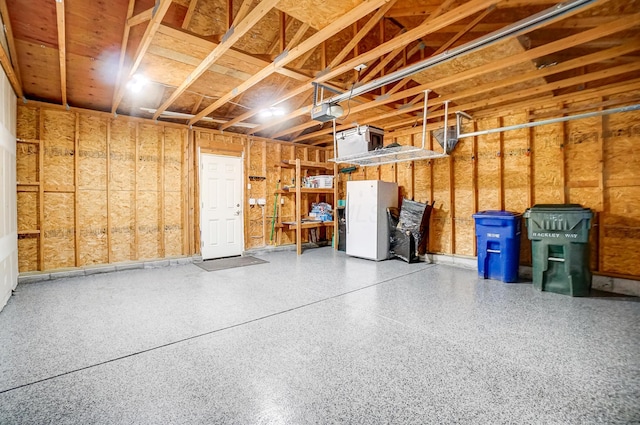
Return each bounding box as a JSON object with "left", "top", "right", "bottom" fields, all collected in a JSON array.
[
  {"left": 65, "top": 103, "right": 70, "bottom": 111},
  {"left": 152, "top": 0, "right": 160, "bottom": 17},
  {"left": 274, "top": 49, "right": 288, "bottom": 64},
  {"left": 221, "top": 26, "right": 235, "bottom": 44},
  {"left": 22, "top": 96, "right": 27, "bottom": 104}
]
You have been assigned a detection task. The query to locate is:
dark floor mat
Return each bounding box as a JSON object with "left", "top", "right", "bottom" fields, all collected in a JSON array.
[{"left": 194, "top": 256, "right": 268, "bottom": 272}]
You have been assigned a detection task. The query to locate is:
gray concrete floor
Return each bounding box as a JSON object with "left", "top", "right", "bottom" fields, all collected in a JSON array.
[{"left": 0, "top": 248, "right": 638, "bottom": 424}]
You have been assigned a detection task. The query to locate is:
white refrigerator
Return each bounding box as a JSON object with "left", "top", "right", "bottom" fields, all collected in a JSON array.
[{"left": 346, "top": 180, "right": 398, "bottom": 261}]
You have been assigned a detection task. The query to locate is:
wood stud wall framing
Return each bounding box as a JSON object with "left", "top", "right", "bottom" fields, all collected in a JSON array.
[{"left": 15, "top": 93, "right": 640, "bottom": 281}]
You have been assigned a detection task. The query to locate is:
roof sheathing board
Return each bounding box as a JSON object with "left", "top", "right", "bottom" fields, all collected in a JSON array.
[
  {"left": 411, "top": 38, "right": 549, "bottom": 104},
  {"left": 276, "top": 0, "right": 363, "bottom": 31}
]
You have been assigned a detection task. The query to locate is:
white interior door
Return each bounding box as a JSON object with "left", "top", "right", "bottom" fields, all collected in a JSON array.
[{"left": 200, "top": 153, "right": 243, "bottom": 260}]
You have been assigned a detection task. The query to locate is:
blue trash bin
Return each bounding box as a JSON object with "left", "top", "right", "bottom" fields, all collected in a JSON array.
[{"left": 472, "top": 210, "right": 522, "bottom": 283}]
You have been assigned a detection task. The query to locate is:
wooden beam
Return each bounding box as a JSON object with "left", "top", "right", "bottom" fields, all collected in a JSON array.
[
  {"left": 38, "top": 109, "right": 44, "bottom": 270},
  {"left": 74, "top": 113, "right": 80, "bottom": 266},
  {"left": 0, "top": 37, "right": 22, "bottom": 97},
  {"left": 220, "top": 0, "right": 497, "bottom": 134},
  {"left": 106, "top": 119, "right": 112, "bottom": 263},
  {"left": 328, "top": 0, "right": 398, "bottom": 69},
  {"left": 153, "top": 0, "right": 279, "bottom": 120},
  {"left": 134, "top": 123, "right": 140, "bottom": 260},
  {"left": 231, "top": 0, "right": 252, "bottom": 28},
  {"left": 432, "top": 5, "right": 495, "bottom": 56},
  {"left": 127, "top": 6, "right": 153, "bottom": 27},
  {"left": 182, "top": 0, "right": 198, "bottom": 29},
  {"left": 160, "top": 127, "right": 166, "bottom": 258},
  {"left": 285, "top": 23, "right": 310, "bottom": 51},
  {"left": 112, "top": 0, "right": 136, "bottom": 116},
  {"left": 279, "top": 11, "right": 286, "bottom": 54},
  {"left": 286, "top": 23, "right": 640, "bottom": 142},
  {"left": 188, "top": 0, "right": 392, "bottom": 125},
  {"left": 0, "top": 0, "right": 22, "bottom": 90},
  {"left": 112, "top": 0, "right": 174, "bottom": 113},
  {"left": 55, "top": 0, "right": 67, "bottom": 106}
]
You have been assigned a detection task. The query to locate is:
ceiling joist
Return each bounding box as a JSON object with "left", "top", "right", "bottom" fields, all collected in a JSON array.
[
  {"left": 55, "top": 0, "right": 67, "bottom": 106},
  {"left": 152, "top": 0, "right": 279, "bottom": 120},
  {"left": 111, "top": 0, "right": 174, "bottom": 113},
  {"left": 187, "top": 0, "right": 392, "bottom": 125},
  {"left": 276, "top": 11, "right": 640, "bottom": 142}
]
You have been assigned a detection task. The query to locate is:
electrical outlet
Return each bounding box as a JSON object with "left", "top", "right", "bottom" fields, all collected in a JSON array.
[
  {"left": 281, "top": 198, "right": 285, "bottom": 204},
  {"left": 257, "top": 198, "right": 266, "bottom": 206},
  {"left": 249, "top": 198, "right": 256, "bottom": 205}
]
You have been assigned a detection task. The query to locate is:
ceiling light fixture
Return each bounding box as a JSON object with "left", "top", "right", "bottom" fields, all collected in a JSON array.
[
  {"left": 259, "top": 107, "right": 285, "bottom": 119},
  {"left": 127, "top": 74, "right": 148, "bottom": 93}
]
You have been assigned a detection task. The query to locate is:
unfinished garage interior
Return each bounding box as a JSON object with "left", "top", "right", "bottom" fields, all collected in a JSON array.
[{"left": 0, "top": 0, "right": 639, "bottom": 422}]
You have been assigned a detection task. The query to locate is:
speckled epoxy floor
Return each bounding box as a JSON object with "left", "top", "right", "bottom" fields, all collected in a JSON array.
[{"left": 1, "top": 248, "right": 639, "bottom": 424}]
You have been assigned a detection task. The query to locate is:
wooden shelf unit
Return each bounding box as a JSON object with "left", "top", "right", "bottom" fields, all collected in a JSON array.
[{"left": 276, "top": 158, "right": 338, "bottom": 255}]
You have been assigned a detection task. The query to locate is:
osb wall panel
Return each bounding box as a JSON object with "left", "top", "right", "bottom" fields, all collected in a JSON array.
[
  {"left": 78, "top": 190, "right": 108, "bottom": 265},
  {"left": 265, "top": 142, "right": 281, "bottom": 245},
  {"left": 532, "top": 117, "right": 564, "bottom": 204},
  {"left": 247, "top": 139, "right": 267, "bottom": 249},
  {"left": 138, "top": 191, "right": 160, "bottom": 260},
  {"left": 452, "top": 138, "right": 474, "bottom": 257},
  {"left": 16, "top": 104, "right": 188, "bottom": 272},
  {"left": 600, "top": 101, "right": 640, "bottom": 276},
  {"left": 16, "top": 142, "right": 37, "bottom": 183},
  {"left": 565, "top": 112, "right": 603, "bottom": 211},
  {"left": 17, "top": 237, "right": 37, "bottom": 272},
  {"left": 110, "top": 190, "right": 135, "bottom": 263},
  {"left": 42, "top": 110, "right": 75, "bottom": 188},
  {"left": 395, "top": 134, "right": 414, "bottom": 200},
  {"left": 430, "top": 156, "right": 451, "bottom": 254},
  {"left": 43, "top": 192, "right": 74, "bottom": 270},
  {"left": 413, "top": 159, "right": 432, "bottom": 204},
  {"left": 476, "top": 117, "right": 501, "bottom": 211},
  {"left": 164, "top": 127, "right": 185, "bottom": 257},
  {"left": 16, "top": 106, "right": 38, "bottom": 140},
  {"left": 109, "top": 120, "right": 136, "bottom": 263},
  {"left": 109, "top": 120, "right": 136, "bottom": 190},
  {"left": 502, "top": 113, "right": 530, "bottom": 213},
  {"left": 78, "top": 115, "right": 108, "bottom": 265}
]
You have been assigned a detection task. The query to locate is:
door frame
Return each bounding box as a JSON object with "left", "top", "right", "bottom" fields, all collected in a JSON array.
[{"left": 198, "top": 149, "right": 245, "bottom": 259}]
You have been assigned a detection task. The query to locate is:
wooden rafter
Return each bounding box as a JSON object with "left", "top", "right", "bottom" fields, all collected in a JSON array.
[
  {"left": 328, "top": 0, "right": 398, "bottom": 69},
  {"left": 111, "top": 0, "right": 174, "bottom": 114},
  {"left": 432, "top": 5, "right": 495, "bottom": 56},
  {"left": 274, "top": 11, "right": 639, "bottom": 141},
  {"left": 300, "top": 55, "right": 640, "bottom": 144},
  {"left": 112, "top": 0, "right": 136, "bottom": 115},
  {"left": 268, "top": 14, "right": 296, "bottom": 55},
  {"left": 0, "top": 0, "right": 22, "bottom": 88},
  {"left": 127, "top": 7, "right": 153, "bottom": 27},
  {"left": 182, "top": 0, "right": 198, "bottom": 29},
  {"left": 55, "top": 0, "right": 67, "bottom": 106},
  {"left": 0, "top": 39, "right": 21, "bottom": 97},
  {"left": 152, "top": 0, "right": 278, "bottom": 120},
  {"left": 245, "top": 0, "right": 498, "bottom": 137},
  {"left": 187, "top": 0, "right": 391, "bottom": 126}
]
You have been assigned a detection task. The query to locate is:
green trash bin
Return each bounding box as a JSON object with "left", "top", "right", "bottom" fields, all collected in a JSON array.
[{"left": 524, "top": 204, "right": 593, "bottom": 296}]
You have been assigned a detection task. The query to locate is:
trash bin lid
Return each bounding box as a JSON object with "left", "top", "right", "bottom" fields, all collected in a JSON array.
[
  {"left": 473, "top": 210, "right": 522, "bottom": 219},
  {"left": 527, "top": 204, "right": 589, "bottom": 212}
]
